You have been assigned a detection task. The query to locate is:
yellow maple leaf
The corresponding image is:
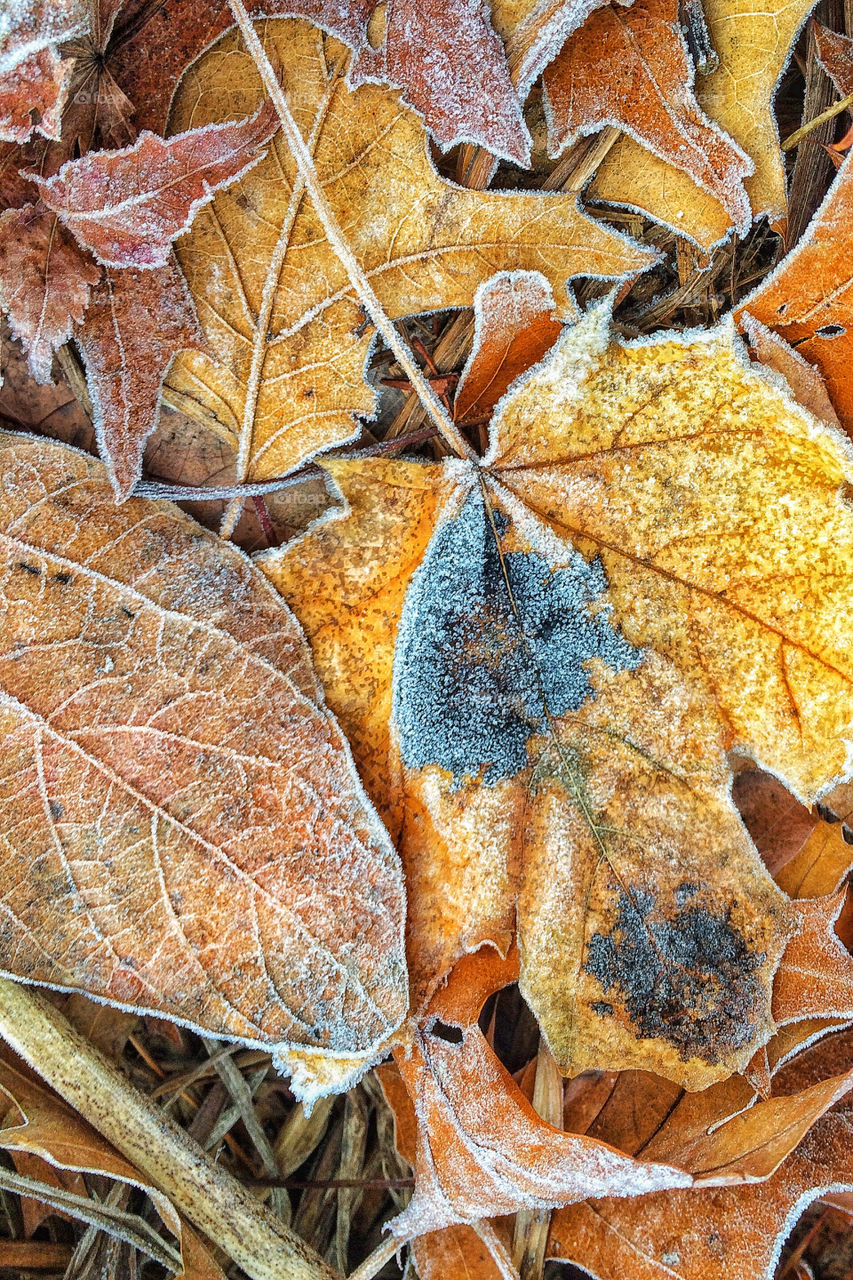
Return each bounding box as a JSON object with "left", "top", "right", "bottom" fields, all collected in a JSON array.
[
  {"left": 163, "top": 17, "right": 655, "bottom": 487},
  {"left": 261, "top": 300, "right": 853, "bottom": 1090}
]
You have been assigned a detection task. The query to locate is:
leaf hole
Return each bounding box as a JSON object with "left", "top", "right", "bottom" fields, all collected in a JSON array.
[
  {"left": 815, "top": 324, "right": 846, "bottom": 338},
  {"left": 429, "top": 1020, "right": 463, "bottom": 1044}
]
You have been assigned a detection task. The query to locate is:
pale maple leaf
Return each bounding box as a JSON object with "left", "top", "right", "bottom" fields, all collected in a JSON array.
[
  {"left": 163, "top": 16, "right": 656, "bottom": 491},
  {"left": 0, "top": 432, "right": 407, "bottom": 1104},
  {"left": 262, "top": 297, "right": 853, "bottom": 1091}
]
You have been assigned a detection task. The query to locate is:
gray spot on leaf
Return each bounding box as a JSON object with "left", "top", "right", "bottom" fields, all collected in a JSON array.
[
  {"left": 584, "top": 887, "right": 765, "bottom": 1062},
  {"left": 393, "top": 487, "right": 642, "bottom": 784}
]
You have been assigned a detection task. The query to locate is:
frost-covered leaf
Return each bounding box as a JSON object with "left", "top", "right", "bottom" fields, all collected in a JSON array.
[
  {"left": 0, "top": 0, "right": 88, "bottom": 144},
  {"left": 0, "top": 432, "right": 407, "bottom": 1100},
  {"left": 378, "top": 949, "right": 853, "bottom": 1256},
  {"left": 547, "top": 1030, "right": 853, "bottom": 1280},
  {"left": 32, "top": 102, "right": 280, "bottom": 269},
  {"left": 164, "top": 17, "right": 655, "bottom": 487},
  {"left": 0, "top": 202, "right": 100, "bottom": 383},
  {"left": 773, "top": 891, "right": 853, "bottom": 1028},
  {"left": 389, "top": 1018, "right": 691, "bottom": 1240},
  {"left": 814, "top": 21, "right": 853, "bottom": 96},
  {"left": 74, "top": 259, "right": 205, "bottom": 499},
  {"left": 542, "top": 0, "right": 752, "bottom": 232},
  {"left": 453, "top": 270, "right": 563, "bottom": 427},
  {"left": 742, "top": 315, "right": 842, "bottom": 430},
  {"left": 588, "top": 0, "right": 815, "bottom": 247},
  {"left": 263, "top": 304, "right": 853, "bottom": 1087},
  {"left": 738, "top": 147, "right": 853, "bottom": 434},
  {"left": 349, "top": 0, "right": 530, "bottom": 164}
]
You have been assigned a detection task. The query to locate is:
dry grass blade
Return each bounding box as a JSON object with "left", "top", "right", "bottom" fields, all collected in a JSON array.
[
  {"left": 0, "top": 979, "right": 340, "bottom": 1280},
  {"left": 0, "top": 1165, "right": 183, "bottom": 1271}
]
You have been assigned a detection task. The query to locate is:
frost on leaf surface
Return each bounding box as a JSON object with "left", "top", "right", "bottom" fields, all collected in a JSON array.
[
  {"left": 738, "top": 147, "right": 853, "bottom": 435},
  {"left": 0, "top": 433, "right": 407, "bottom": 1100},
  {"left": 264, "top": 303, "right": 853, "bottom": 1090},
  {"left": 589, "top": 0, "right": 816, "bottom": 247},
  {"left": 33, "top": 102, "right": 280, "bottom": 269},
  {"left": 163, "top": 17, "right": 655, "bottom": 489},
  {"left": 394, "top": 485, "right": 642, "bottom": 785}
]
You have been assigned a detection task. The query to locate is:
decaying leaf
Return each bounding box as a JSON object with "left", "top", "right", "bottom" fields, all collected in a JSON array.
[
  {"left": 33, "top": 102, "right": 280, "bottom": 269},
  {"left": 74, "top": 259, "right": 206, "bottom": 499},
  {"left": 0, "top": 0, "right": 89, "bottom": 144},
  {"left": 349, "top": 0, "right": 530, "bottom": 165},
  {"left": 542, "top": 0, "right": 753, "bottom": 232},
  {"left": 738, "top": 147, "right": 853, "bottom": 433},
  {"left": 547, "top": 1030, "right": 853, "bottom": 1280},
  {"left": 453, "top": 271, "right": 563, "bottom": 428},
  {"left": 732, "top": 767, "right": 818, "bottom": 879},
  {"left": 378, "top": 943, "right": 853, "bottom": 1266},
  {"left": 262, "top": 301, "right": 853, "bottom": 1089},
  {"left": 814, "top": 20, "right": 853, "bottom": 96},
  {"left": 0, "top": 1039, "right": 224, "bottom": 1277},
  {"left": 163, "top": 17, "right": 656, "bottom": 486},
  {"left": 390, "top": 1020, "right": 692, "bottom": 1241},
  {"left": 0, "top": 203, "right": 100, "bottom": 383},
  {"left": 588, "top": 0, "right": 815, "bottom": 247},
  {"left": 741, "top": 315, "right": 842, "bottom": 431},
  {"left": 0, "top": 431, "right": 407, "bottom": 1102}
]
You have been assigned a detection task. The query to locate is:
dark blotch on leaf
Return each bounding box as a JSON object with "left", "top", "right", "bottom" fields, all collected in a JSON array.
[
  {"left": 584, "top": 888, "right": 764, "bottom": 1062},
  {"left": 393, "top": 488, "right": 642, "bottom": 784}
]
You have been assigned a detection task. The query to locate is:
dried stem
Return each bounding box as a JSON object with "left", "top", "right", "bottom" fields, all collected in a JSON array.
[
  {"left": 0, "top": 979, "right": 339, "bottom": 1280},
  {"left": 226, "top": 0, "right": 475, "bottom": 466},
  {"left": 782, "top": 89, "right": 853, "bottom": 150}
]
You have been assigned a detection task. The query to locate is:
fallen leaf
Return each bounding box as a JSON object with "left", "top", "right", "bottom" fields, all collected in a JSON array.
[
  {"left": 738, "top": 147, "right": 853, "bottom": 433},
  {"left": 0, "top": 430, "right": 407, "bottom": 1103},
  {"left": 74, "top": 259, "right": 206, "bottom": 499},
  {"left": 814, "top": 21, "right": 853, "bottom": 95},
  {"left": 0, "top": 318, "right": 93, "bottom": 452},
  {"left": 741, "top": 313, "right": 842, "bottom": 430},
  {"left": 264, "top": 303, "right": 853, "bottom": 1087},
  {"left": 0, "top": 203, "right": 100, "bottom": 383},
  {"left": 588, "top": 0, "right": 815, "bottom": 247},
  {"left": 349, "top": 0, "right": 531, "bottom": 165},
  {"left": 33, "top": 102, "right": 280, "bottom": 269},
  {"left": 547, "top": 1029, "right": 853, "bottom": 1280},
  {"left": 0, "top": 0, "right": 89, "bottom": 144},
  {"left": 453, "top": 270, "right": 563, "bottom": 428},
  {"left": 164, "top": 17, "right": 656, "bottom": 486},
  {"left": 773, "top": 890, "right": 853, "bottom": 1027},
  {"left": 732, "top": 767, "right": 818, "bottom": 879},
  {"left": 390, "top": 1022, "right": 691, "bottom": 1241},
  {"left": 542, "top": 0, "right": 752, "bottom": 232},
  {"left": 775, "top": 821, "right": 853, "bottom": 900}
]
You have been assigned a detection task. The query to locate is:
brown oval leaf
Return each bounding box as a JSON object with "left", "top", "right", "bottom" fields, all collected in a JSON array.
[{"left": 0, "top": 432, "right": 407, "bottom": 1099}]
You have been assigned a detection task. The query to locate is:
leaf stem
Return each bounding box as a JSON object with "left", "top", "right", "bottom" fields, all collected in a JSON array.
[
  {"left": 226, "top": 0, "right": 476, "bottom": 464},
  {"left": 782, "top": 90, "right": 853, "bottom": 150},
  {"left": 0, "top": 979, "right": 339, "bottom": 1280}
]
